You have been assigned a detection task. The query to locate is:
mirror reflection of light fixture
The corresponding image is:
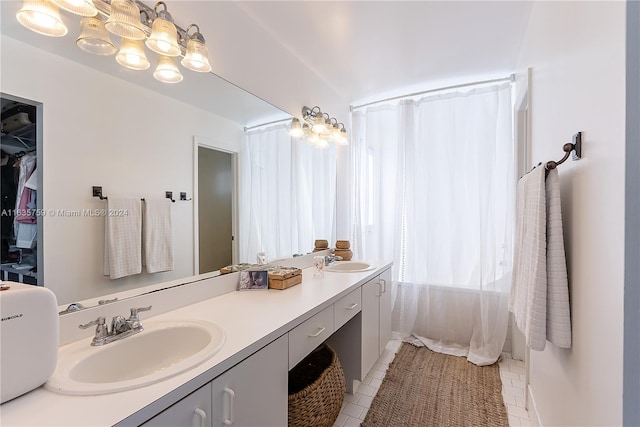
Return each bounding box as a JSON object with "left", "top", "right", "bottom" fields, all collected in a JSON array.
[
  {"left": 308, "top": 132, "right": 320, "bottom": 145},
  {"left": 292, "top": 106, "right": 348, "bottom": 147},
  {"left": 181, "top": 24, "right": 212, "bottom": 72},
  {"left": 289, "top": 118, "right": 305, "bottom": 139},
  {"left": 16, "top": 0, "right": 68, "bottom": 37},
  {"left": 153, "top": 55, "right": 183, "bottom": 83},
  {"left": 53, "top": 0, "right": 97, "bottom": 17},
  {"left": 336, "top": 126, "right": 349, "bottom": 146},
  {"left": 315, "top": 136, "right": 329, "bottom": 149},
  {"left": 76, "top": 16, "right": 116, "bottom": 55},
  {"left": 312, "top": 114, "right": 327, "bottom": 134},
  {"left": 116, "top": 38, "right": 150, "bottom": 70},
  {"left": 145, "top": 1, "right": 180, "bottom": 57},
  {"left": 105, "top": 0, "right": 146, "bottom": 40}
]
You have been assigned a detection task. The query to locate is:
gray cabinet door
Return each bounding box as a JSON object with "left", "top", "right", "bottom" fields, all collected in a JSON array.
[{"left": 211, "top": 335, "right": 288, "bottom": 427}]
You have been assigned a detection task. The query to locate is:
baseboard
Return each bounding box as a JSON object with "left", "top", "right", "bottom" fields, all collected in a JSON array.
[{"left": 527, "top": 384, "right": 542, "bottom": 426}]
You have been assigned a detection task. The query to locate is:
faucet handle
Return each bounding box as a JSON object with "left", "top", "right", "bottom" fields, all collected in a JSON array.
[
  {"left": 128, "top": 306, "right": 151, "bottom": 331},
  {"left": 129, "top": 305, "right": 152, "bottom": 319},
  {"left": 79, "top": 316, "right": 109, "bottom": 343},
  {"left": 79, "top": 316, "right": 106, "bottom": 330}
]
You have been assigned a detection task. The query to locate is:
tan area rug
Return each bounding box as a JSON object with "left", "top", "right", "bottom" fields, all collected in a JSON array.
[{"left": 361, "top": 343, "right": 509, "bottom": 427}]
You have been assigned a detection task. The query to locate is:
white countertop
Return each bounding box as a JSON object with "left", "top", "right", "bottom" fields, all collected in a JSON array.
[{"left": 0, "top": 261, "right": 392, "bottom": 427}]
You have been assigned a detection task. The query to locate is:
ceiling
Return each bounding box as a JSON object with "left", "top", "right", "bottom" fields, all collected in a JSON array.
[
  {"left": 235, "top": 1, "right": 534, "bottom": 106},
  {"left": 1, "top": 1, "right": 534, "bottom": 122}
]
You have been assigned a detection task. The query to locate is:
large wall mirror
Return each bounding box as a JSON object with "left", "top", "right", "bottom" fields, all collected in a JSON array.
[{"left": 0, "top": 1, "right": 299, "bottom": 310}]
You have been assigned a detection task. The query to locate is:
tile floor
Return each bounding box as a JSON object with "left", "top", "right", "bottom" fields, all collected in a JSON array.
[{"left": 332, "top": 340, "right": 533, "bottom": 427}]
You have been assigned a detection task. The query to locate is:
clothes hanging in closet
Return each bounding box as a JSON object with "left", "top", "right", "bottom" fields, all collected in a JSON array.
[{"left": 13, "top": 152, "right": 37, "bottom": 249}]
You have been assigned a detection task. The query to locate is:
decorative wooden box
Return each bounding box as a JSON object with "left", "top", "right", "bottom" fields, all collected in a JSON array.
[{"left": 267, "top": 267, "right": 302, "bottom": 290}]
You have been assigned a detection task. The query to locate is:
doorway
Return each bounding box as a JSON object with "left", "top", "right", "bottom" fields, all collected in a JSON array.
[
  {"left": 0, "top": 93, "right": 42, "bottom": 285},
  {"left": 196, "top": 145, "right": 234, "bottom": 274}
]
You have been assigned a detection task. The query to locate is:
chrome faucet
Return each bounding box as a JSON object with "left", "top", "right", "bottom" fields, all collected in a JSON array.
[
  {"left": 324, "top": 254, "right": 343, "bottom": 265},
  {"left": 79, "top": 306, "right": 152, "bottom": 346}
]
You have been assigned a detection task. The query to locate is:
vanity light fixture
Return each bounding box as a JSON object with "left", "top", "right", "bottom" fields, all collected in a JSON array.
[
  {"left": 54, "top": 0, "right": 97, "bottom": 17},
  {"left": 76, "top": 16, "right": 116, "bottom": 55},
  {"left": 290, "top": 106, "right": 348, "bottom": 147},
  {"left": 16, "top": 0, "right": 68, "bottom": 37},
  {"left": 153, "top": 55, "right": 183, "bottom": 83},
  {"left": 16, "top": 0, "right": 214, "bottom": 84},
  {"left": 116, "top": 38, "right": 150, "bottom": 70},
  {"left": 145, "top": 1, "right": 180, "bottom": 57}
]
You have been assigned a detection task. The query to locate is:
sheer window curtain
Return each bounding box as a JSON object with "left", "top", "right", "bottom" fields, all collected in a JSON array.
[
  {"left": 351, "top": 83, "right": 515, "bottom": 365},
  {"left": 239, "top": 123, "right": 337, "bottom": 263}
]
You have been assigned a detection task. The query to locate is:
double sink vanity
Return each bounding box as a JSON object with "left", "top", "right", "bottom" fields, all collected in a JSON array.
[{"left": 0, "top": 257, "right": 392, "bottom": 427}]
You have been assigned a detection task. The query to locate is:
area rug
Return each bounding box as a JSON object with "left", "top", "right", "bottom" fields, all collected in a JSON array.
[{"left": 361, "top": 343, "right": 509, "bottom": 427}]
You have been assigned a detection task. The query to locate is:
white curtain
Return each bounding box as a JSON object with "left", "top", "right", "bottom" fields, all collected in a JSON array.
[
  {"left": 350, "top": 83, "right": 515, "bottom": 365},
  {"left": 239, "top": 123, "right": 337, "bottom": 263}
]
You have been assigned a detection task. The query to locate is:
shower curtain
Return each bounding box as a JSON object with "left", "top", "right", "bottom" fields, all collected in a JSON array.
[{"left": 350, "top": 83, "right": 514, "bottom": 365}]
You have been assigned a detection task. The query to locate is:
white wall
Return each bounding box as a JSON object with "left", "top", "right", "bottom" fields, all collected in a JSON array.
[
  {"left": 515, "top": 2, "right": 626, "bottom": 425},
  {"left": 1, "top": 36, "right": 243, "bottom": 306}
]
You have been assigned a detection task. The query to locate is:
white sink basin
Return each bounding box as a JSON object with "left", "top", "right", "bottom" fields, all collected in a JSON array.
[
  {"left": 325, "top": 261, "right": 375, "bottom": 272},
  {"left": 46, "top": 320, "right": 225, "bottom": 395}
]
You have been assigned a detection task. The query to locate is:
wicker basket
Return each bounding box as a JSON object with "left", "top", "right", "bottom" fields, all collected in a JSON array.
[{"left": 288, "top": 345, "right": 346, "bottom": 427}]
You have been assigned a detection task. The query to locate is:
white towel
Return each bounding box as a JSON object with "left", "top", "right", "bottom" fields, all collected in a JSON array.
[
  {"left": 545, "top": 169, "right": 572, "bottom": 348},
  {"left": 509, "top": 167, "right": 572, "bottom": 351},
  {"left": 103, "top": 198, "right": 142, "bottom": 280},
  {"left": 509, "top": 166, "right": 548, "bottom": 351},
  {"left": 142, "top": 199, "right": 174, "bottom": 273}
]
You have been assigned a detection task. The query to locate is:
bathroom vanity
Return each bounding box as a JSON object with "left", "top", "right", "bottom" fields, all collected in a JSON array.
[{"left": 0, "top": 260, "right": 392, "bottom": 427}]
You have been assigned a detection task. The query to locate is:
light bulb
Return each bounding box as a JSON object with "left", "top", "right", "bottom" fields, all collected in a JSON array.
[
  {"left": 289, "top": 118, "right": 305, "bottom": 139},
  {"left": 116, "top": 38, "right": 150, "bottom": 70},
  {"left": 154, "top": 55, "right": 183, "bottom": 84},
  {"left": 105, "top": 0, "right": 146, "bottom": 40},
  {"left": 16, "top": 0, "right": 68, "bottom": 37},
  {"left": 53, "top": 0, "right": 97, "bottom": 16},
  {"left": 76, "top": 16, "right": 116, "bottom": 56},
  {"left": 181, "top": 35, "right": 212, "bottom": 72},
  {"left": 312, "top": 115, "right": 326, "bottom": 134},
  {"left": 146, "top": 14, "right": 180, "bottom": 57}
]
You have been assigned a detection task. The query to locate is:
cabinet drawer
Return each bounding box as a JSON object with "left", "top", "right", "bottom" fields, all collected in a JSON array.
[
  {"left": 334, "top": 287, "right": 362, "bottom": 330},
  {"left": 288, "top": 305, "right": 334, "bottom": 370}
]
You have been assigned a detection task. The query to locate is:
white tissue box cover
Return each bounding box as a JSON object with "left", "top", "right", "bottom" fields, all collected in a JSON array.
[{"left": 0, "top": 282, "right": 59, "bottom": 403}]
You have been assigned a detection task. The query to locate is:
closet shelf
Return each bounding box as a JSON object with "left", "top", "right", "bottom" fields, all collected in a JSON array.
[{"left": 1, "top": 123, "right": 36, "bottom": 152}]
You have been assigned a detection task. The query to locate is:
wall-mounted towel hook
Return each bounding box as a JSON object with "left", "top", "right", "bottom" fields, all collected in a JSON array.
[
  {"left": 545, "top": 132, "right": 582, "bottom": 170},
  {"left": 165, "top": 191, "right": 176, "bottom": 203},
  {"left": 180, "top": 192, "right": 192, "bottom": 201},
  {"left": 92, "top": 186, "right": 108, "bottom": 200}
]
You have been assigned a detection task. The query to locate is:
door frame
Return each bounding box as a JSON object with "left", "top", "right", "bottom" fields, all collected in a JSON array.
[{"left": 192, "top": 136, "right": 239, "bottom": 275}]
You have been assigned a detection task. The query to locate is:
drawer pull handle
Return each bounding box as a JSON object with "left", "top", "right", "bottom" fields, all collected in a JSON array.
[
  {"left": 224, "top": 387, "right": 235, "bottom": 425},
  {"left": 193, "top": 408, "right": 207, "bottom": 427},
  {"left": 308, "top": 326, "right": 326, "bottom": 338},
  {"left": 346, "top": 303, "right": 359, "bottom": 310}
]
